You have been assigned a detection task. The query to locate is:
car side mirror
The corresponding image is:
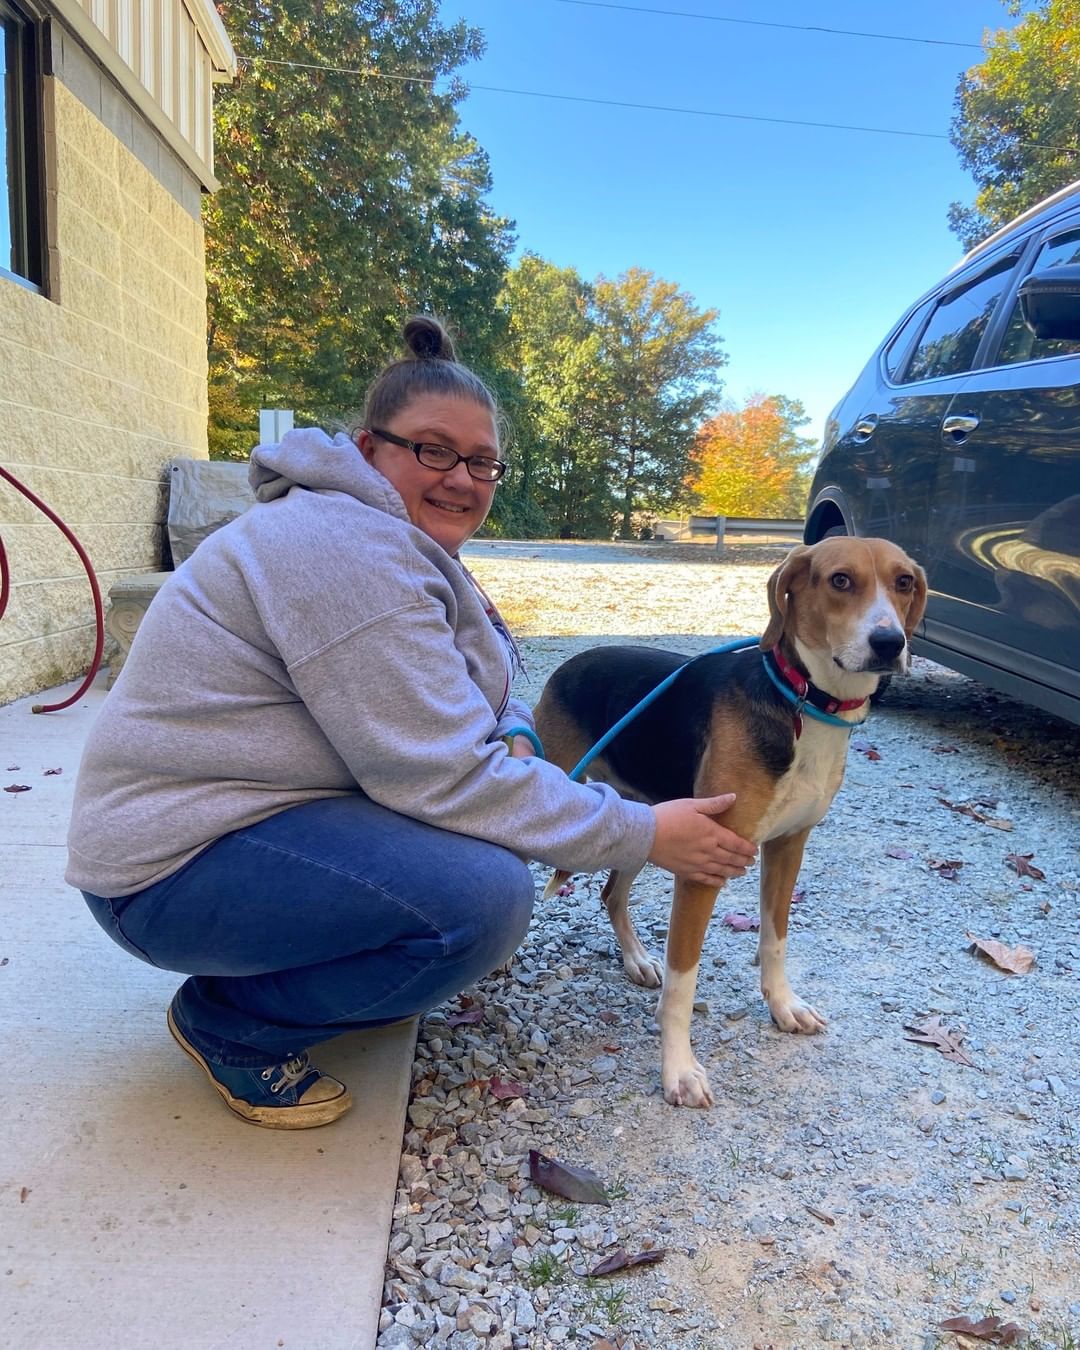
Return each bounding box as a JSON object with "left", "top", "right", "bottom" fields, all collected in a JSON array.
[{"left": 1019, "top": 264, "right": 1080, "bottom": 339}]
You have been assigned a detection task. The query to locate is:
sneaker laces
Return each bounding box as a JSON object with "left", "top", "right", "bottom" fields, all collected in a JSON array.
[{"left": 264, "top": 1053, "right": 312, "bottom": 1095}]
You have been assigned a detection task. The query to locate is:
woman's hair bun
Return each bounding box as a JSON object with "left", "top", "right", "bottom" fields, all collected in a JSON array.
[{"left": 403, "top": 315, "right": 457, "bottom": 362}]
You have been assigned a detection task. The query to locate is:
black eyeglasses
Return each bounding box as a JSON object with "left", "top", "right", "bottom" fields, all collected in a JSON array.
[{"left": 368, "top": 428, "right": 507, "bottom": 482}]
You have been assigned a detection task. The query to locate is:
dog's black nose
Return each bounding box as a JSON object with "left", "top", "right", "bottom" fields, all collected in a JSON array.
[{"left": 869, "top": 629, "right": 906, "bottom": 663}]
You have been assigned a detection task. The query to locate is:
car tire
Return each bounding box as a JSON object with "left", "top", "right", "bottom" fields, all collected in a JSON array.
[{"left": 816, "top": 524, "right": 893, "bottom": 705}]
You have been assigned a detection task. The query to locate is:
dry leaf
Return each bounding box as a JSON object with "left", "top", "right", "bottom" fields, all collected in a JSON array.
[
  {"left": 590, "top": 1246, "right": 665, "bottom": 1276},
  {"left": 488, "top": 1076, "right": 527, "bottom": 1100},
  {"left": 929, "top": 858, "right": 964, "bottom": 881},
  {"left": 43, "top": 767, "right": 62, "bottom": 775},
  {"left": 804, "top": 1204, "right": 835, "bottom": 1225},
  {"left": 722, "top": 911, "right": 759, "bottom": 932},
  {"left": 939, "top": 1312, "right": 1026, "bottom": 1343},
  {"left": 3, "top": 784, "right": 31, "bottom": 794},
  {"left": 20, "top": 1187, "right": 30, "bottom": 1203},
  {"left": 885, "top": 846, "right": 913, "bottom": 860},
  {"left": 931, "top": 743, "right": 961, "bottom": 753},
  {"left": 528, "top": 1150, "right": 610, "bottom": 1206},
  {"left": 937, "top": 798, "right": 1013, "bottom": 831},
  {"left": 965, "top": 932, "right": 1036, "bottom": 976},
  {"left": 1005, "top": 853, "right": 1045, "bottom": 881},
  {"left": 445, "top": 1008, "right": 484, "bottom": 1026},
  {"left": 903, "top": 1016, "right": 976, "bottom": 1068}
]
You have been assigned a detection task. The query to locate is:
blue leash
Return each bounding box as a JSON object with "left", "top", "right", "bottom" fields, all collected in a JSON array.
[
  {"left": 568, "top": 636, "right": 760, "bottom": 781},
  {"left": 507, "top": 636, "right": 869, "bottom": 782}
]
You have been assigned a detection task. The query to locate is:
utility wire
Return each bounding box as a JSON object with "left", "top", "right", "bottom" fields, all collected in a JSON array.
[
  {"left": 240, "top": 57, "right": 1080, "bottom": 155},
  {"left": 548, "top": 0, "right": 986, "bottom": 50}
]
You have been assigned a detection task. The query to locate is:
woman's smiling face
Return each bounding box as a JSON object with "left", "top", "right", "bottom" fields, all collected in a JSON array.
[{"left": 357, "top": 394, "right": 501, "bottom": 555}]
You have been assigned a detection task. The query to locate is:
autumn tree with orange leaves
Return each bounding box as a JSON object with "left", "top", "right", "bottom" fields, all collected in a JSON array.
[{"left": 689, "top": 393, "right": 817, "bottom": 519}]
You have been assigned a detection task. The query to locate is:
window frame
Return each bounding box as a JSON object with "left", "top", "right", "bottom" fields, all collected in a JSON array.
[
  {"left": 1, "top": 0, "right": 46, "bottom": 293},
  {"left": 981, "top": 210, "right": 1080, "bottom": 371}
]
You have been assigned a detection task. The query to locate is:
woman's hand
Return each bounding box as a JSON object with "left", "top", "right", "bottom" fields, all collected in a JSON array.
[{"left": 649, "top": 794, "right": 757, "bottom": 886}]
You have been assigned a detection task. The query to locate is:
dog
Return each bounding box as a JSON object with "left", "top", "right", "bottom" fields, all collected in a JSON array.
[{"left": 533, "top": 536, "right": 927, "bottom": 1107}]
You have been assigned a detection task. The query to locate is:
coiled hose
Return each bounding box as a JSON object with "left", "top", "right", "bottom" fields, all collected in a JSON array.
[{"left": 0, "top": 464, "right": 104, "bottom": 713}]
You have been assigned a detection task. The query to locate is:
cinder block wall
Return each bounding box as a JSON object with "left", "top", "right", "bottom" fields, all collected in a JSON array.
[{"left": 0, "top": 75, "right": 209, "bottom": 704}]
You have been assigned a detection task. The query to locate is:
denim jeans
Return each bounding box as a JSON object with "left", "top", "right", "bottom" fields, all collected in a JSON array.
[{"left": 82, "top": 795, "right": 536, "bottom": 1067}]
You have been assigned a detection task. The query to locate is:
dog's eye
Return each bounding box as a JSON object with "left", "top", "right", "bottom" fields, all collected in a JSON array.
[
  {"left": 896, "top": 574, "right": 914, "bottom": 592},
  {"left": 829, "top": 572, "right": 852, "bottom": 591}
]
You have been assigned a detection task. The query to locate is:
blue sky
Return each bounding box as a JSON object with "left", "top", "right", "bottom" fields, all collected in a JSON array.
[{"left": 438, "top": 0, "right": 1019, "bottom": 443}]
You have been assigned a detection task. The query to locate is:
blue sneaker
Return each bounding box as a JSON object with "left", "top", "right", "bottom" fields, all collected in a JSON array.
[{"left": 167, "top": 1004, "right": 352, "bottom": 1129}]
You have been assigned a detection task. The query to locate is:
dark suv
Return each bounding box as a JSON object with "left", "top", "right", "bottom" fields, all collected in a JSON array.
[{"left": 805, "top": 183, "right": 1080, "bottom": 725}]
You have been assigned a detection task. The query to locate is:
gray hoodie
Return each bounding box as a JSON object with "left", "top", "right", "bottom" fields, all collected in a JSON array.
[{"left": 66, "top": 429, "right": 654, "bottom": 897}]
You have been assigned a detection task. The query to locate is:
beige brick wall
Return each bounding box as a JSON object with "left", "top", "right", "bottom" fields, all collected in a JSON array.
[{"left": 0, "top": 77, "right": 209, "bottom": 704}]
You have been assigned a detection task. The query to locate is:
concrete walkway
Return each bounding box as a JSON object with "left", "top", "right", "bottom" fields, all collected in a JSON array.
[{"left": 1, "top": 673, "right": 414, "bottom": 1350}]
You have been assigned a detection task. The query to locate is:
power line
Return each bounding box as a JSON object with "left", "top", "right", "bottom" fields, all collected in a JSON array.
[
  {"left": 239, "top": 57, "right": 1080, "bottom": 155},
  {"left": 548, "top": 0, "right": 985, "bottom": 50}
]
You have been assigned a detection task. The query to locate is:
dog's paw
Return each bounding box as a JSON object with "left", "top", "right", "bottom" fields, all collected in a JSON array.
[
  {"left": 661, "top": 1058, "right": 714, "bottom": 1108},
  {"left": 622, "top": 943, "right": 663, "bottom": 988},
  {"left": 766, "top": 987, "right": 827, "bottom": 1034}
]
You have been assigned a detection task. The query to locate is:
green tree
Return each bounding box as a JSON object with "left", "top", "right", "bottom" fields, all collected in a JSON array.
[
  {"left": 690, "top": 393, "right": 816, "bottom": 518},
  {"left": 590, "top": 269, "right": 727, "bottom": 538},
  {"left": 499, "top": 254, "right": 612, "bottom": 537},
  {"left": 949, "top": 0, "right": 1080, "bottom": 250},
  {"left": 205, "top": 0, "right": 514, "bottom": 458}
]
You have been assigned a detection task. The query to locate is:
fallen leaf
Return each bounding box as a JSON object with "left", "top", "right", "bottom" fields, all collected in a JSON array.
[
  {"left": 804, "top": 1204, "right": 835, "bottom": 1225},
  {"left": 938, "top": 1313, "right": 1026, "bottom": 1343},
  {"left": 1005, "top": 853, "right": 1046, "bottom": 881},
  {"left": 649, "top": 1296, "right": 682, "bottom": 1312},
  {"left": 931, "top": 743, "right": 961, "bottom": 754},
  {"left": 6, "top": 765, "right": 18, "bottom": 771},
  {"left": 885, "top": 846, "right": 913, "bottom": 860},
  {"left": 3, "top": 784, "right": 31, "bottom": 794},
  {"left": 722, "top": 911, "right": 760, "bottom": 932},
  {"left": 929, "top": 858, "right": 964, "bottom": 881},
  {"left": 589, "top": 1246, "right": 665, "bottom": 1276},
  {"left": 43, "top": 767, "right": 62, "bottom": 775},
  {"left": 488, "top": 1076, "right": 527, "bottom": 1100},
  {"left": 528, "top": 1150, "right": 610, "bottom": 1206},
  {"left": 937, "top": 798, "right": 1013, "bottom": 831},
  {"left": 445, "top": 1008, "right": 484, "bottom": 1026},
  {"left": 20, "top": 1187, "right": 30, "bottom": 1203},
  {"left": 965, "top": 933, "right": 1036, "bottom": 976},
  {"left": 592, "top": 1341, "right": 620, "bottom": 1350},
  {"left": 851, "top": 738, "right": 881, "bottom": 759},
  {"left": 903, "top": 1016, "right": 976, "bottom": 1068},
  {"left": 602, "top": 1044, "right": 621, "bottom": 1053},
  {"left": 791, "top": 886, "right": 806, "bottom": 904}
]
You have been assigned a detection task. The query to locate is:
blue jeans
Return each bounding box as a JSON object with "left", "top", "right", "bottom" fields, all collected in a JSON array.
[{"left": 82, "top": 796, "right": 535, "bottom": 1067}]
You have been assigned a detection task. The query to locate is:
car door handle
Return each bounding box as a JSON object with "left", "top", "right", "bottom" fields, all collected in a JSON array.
[
  {"left": 852, "top": 414, "right": 878, "bottom": 443},
  {"left": 942, "top": 412, "right": 980, "bottom": 442}
]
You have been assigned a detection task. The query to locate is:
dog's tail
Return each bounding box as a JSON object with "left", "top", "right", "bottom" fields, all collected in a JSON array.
[{"left": 542, "top": 868, "right": 573, "bottom": 901}]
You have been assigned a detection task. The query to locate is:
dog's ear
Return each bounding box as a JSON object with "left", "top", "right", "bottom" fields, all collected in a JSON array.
[
  {"left": 760, "top": 545, "right": 812, "bottom": 649},
  {"left": 902, "top": 560, "right": 928, "bottom": 636}
]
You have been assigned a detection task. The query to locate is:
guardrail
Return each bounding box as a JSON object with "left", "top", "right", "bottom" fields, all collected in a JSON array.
[{"left": 655, "top": 515, "right": 805, "bottom": 549}]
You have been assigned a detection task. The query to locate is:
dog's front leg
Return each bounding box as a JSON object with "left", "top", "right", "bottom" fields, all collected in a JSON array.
[
  {"left": 658, "top": 878, "right": 721, "bottom": 1106},
  {"left": 758, "top": 829, "right": 826, "bottom": 1033}
]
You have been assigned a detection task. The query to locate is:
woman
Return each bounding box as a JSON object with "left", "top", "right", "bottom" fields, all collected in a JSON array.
[{"left": 67, "top": 318, "right": 755, "bottom": 1129}]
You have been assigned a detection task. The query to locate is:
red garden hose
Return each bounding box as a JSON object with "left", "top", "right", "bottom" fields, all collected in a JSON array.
[{"left": 0, "top": 464, "right": 105, "bottom": 713}]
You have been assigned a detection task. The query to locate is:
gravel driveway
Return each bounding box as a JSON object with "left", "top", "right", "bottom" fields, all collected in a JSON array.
[{"left": 379, "top": 542, "right": 1080, "bottom": 1350}]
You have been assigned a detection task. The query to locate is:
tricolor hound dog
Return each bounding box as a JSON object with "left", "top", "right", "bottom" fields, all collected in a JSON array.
[{"left": 534, "top": 537, "right": 927, "bottom": 1107}]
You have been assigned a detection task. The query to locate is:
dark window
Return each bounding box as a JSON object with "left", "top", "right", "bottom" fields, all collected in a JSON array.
[
  {"left": 1, "top": 0, "right": 43, "bottom": 288},
  {"left": 883, "top": 298, "right": 933, "bottom": 381},
  {"left": 995, "top": 226, "right": 1080, "bottom": 366},
  {"left": 901, "top": 254, "right": 1020, "bottom": 384}
]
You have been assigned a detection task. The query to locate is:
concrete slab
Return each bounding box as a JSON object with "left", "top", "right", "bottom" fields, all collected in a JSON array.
[{"left": 1, "top": 674, "right": 414, "bottom": 1350}]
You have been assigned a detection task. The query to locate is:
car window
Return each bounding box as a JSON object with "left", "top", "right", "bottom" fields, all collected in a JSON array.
[
  {"left": 883, "top": 299, "right": 933, "bottom": 381},
  {"left": 995, "top": 227, "right": 1080, "bottom": 366},
  {"left": 901, "top": 254, "right": 1021, "bottom": 383}
]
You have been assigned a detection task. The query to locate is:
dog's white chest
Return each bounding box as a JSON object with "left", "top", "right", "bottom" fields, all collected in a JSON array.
[{"left": 756, "top": 720, "right": 850, "bottom": 841}]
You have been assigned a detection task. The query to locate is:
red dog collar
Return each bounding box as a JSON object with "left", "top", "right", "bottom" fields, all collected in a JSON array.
[{"left": 769, "top": 646, "right": 868, "bottom": 715}]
